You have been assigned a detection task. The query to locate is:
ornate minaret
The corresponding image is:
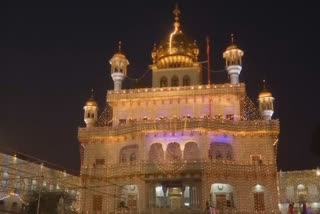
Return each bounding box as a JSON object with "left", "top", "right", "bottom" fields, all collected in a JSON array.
[
  {"left": 83, "top": 89, "right": 98, "bottom": 128},
  {"left": 258, "top": 80, "right": 275, "bottom": 120},
  {"left": 109, "top": 41, "right": 129, "bottom": 90},
  {"left": 223, "top": 34, "right": 244, "bottom": 84}
]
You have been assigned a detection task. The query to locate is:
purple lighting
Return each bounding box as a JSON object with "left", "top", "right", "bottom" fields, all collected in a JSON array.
[{"left": 210, "top": 135, "right": 233, "bottom": 143}]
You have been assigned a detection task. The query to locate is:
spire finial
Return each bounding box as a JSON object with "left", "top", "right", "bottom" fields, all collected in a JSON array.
[
  {"left": 231, "top": 33, "right": 234, "bottom": 44},
  {"left": 90, "top": 88, "right": 94, "bottom": 98},
  {"left": 262, "top": 79, "right": 267, "bottom": 90},
  {"left": 153, "top": 43, "right": 157, "bottom": 50},
  {"left": 173, "top": 3, "right": 181, "bottom": 29},
  {"left": 118, "top": 41, "right": 122, "bottom": 53}
]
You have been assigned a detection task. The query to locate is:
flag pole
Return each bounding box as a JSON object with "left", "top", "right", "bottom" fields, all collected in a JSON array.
[{"left": 206, "top": 36, "right": 211, "bottom": 85}]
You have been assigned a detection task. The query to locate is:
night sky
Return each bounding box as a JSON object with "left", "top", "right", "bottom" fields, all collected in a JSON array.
[{"left": 1, "top": 1, "right": 319, "bottom": 173}]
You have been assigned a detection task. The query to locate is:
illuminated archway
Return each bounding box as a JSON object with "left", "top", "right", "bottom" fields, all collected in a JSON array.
[
  {"left": 183, "top": 141, "right": 200, "bottom": 161},
  {"left": 166, "top": 142, "right": 182, "bottom": 161},
  {"left": 149, "top": 143, "right": 164, "bottom": 162}
]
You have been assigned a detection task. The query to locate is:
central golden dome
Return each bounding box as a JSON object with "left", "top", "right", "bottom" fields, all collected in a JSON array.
[{"left": 151, "top": 4, "right": 199, "bottom": 69}]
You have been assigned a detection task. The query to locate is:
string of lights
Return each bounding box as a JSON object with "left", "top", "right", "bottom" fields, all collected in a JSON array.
[{"left": 125, "top": 68, "right": 151, "bottom": 82}]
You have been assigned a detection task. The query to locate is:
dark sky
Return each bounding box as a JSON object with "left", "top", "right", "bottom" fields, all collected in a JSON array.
[{"left": 1, "top": 1, "right": 319, "bottom": 172}]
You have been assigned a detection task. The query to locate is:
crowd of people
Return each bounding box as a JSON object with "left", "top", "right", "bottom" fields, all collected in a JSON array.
[
  {"left": 205, "top": 200, "right": 315, "bottom": 213},
  {"left": 288, "top": 202, "right": 314, "bottom": 214}
]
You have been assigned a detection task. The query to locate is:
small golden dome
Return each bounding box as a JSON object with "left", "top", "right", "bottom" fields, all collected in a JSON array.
[
  {"left": 258, "top": 90, "right": 272, "bottom": 98},
  {"left": 226, "top": 44, "right": 238, "bottom": 51},
  {"left": 85, "top": 89, "right": 98, "bottom": 106},
  {"left": 258, "top": 80, "right": 273, "bottom": 99},
  {"left": 224, "top": 34, "right": 243, "bottom": 53},
  {"left": 111, "top": 41, "right": 127, "bottom": 59},
  {"left": 86, "top": 97, "right": 97, "bottom": 106}
]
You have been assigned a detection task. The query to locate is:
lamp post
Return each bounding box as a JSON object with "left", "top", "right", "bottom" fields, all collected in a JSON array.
[
  {"left": 37, "top": 175, "right": 44, "bottom": 214},
  {"left": 36, "top": 190, "right": 41, "bottom": 214}
]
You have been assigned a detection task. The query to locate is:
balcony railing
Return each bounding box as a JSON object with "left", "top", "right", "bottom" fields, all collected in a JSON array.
[
  {"left": 78, "top": 118, "right": 279, "bottom": 141},
  {"left": 107, "top": 83, "right": 245, "bottom": 101},
  {"left": 81, "top": 160, "right": 277, "bottom": 179}
]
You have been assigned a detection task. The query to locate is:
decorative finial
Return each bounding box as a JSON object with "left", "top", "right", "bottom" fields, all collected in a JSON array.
[
  {"left": 90, "top": 88, "right": 94, "bottom": 98},
  {"left": 173, "top": 3, "right": 181, "bottom": 29},
  {"left": 173, "top": 3, "right": 181, "bottom": 20},
  {"left": 118, "top": 41, "right": 122, "bottom": 53},
  {"left": 262, "top": 79, "right": 267, "bottom": 90},
  {"left": 231, "top": 33, "right": 234, "bottom": 44},
  {"left": 153, "top": 43, "right": 157, "bottom": 50}
]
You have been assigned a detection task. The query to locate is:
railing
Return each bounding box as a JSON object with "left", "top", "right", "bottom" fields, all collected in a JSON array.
[
  {"left": 107, "top": 83, "right": 245, "bottom": 101},
  {"left": 78, "top": 118, "right": 279, "bottom": 141},
  {"left": 81, "top": 160, "right": 277, "bottom": 179}
]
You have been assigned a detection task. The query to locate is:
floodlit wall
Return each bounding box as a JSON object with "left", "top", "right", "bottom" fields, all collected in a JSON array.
[{"left": 0, "top": 151, "right": 80, "bottom": 213}]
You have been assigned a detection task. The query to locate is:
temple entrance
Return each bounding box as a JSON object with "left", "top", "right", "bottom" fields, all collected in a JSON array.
[
  {"left": 210, "top": 183, "right": 234, "bottom": 211},
  {"left": 152, "top": 181, "right": 200, "bottom": 209}
]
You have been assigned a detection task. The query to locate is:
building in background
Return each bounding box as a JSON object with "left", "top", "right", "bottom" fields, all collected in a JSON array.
[
  {"left": 0, "top": 147, "right": 80, "bottom": 213},
  {"left": 278, "top": 169, "right": 320, "bottom": 213},
  {"left": 78, "top": 4, "right": 280, "bottom": 214}
]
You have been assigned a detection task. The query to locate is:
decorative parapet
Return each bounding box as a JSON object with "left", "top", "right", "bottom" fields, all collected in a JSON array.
[
  {"left": 81, "top": 160, "right": 277, "bottom": 179},
  {"left": 78, "top": 118, "right": 279, "bottom": 142},
  {"left": 107, "top": 83, "right": 245, "bottom": 102}
]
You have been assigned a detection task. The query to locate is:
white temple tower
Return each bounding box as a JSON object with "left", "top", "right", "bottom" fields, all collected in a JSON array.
[
  {"left": 258, "top": 80, "right": 275, "bottom": 120},
  {"left": 223, "top": 34, "right": 244, "bottom": 84},
  {"left": 83, "top": 90, "right": 98, "bottom": 128},
  {"left": 109, "top": 42, "right": 129, "bottom": 90}
]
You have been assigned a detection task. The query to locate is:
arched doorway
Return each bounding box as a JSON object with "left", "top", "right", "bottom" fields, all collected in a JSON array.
[
  {"left": 210, "top": 183, "right": 235, "bottom": 211},
  {"left": 252, "top": 184, "right": 265, "bottom": 212}
]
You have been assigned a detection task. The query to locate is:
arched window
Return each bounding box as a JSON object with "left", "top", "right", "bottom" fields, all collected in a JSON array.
[
  {"left": 120, "top": 145, "right": 138, "bottom": 163},
  {"left": 208, "top": 142, "right": 233, "bottom": 160},
  {"left": 183, "top": 142, "right": 200, "bottom": 161},
  {"left": 166, "top": 142, "right": 182, "bottom": 161},
  {"left": 171, "top": 76, "right": 179, "bottom": 87},
  {"left": 149, "top": 143, "right": 164, "bottom": 162},
  {"left": 183, "top": 75, "right": 191, "bottom": 86},
  {"left": 160, "top": 77, "right": 168, "bottom": 87}
]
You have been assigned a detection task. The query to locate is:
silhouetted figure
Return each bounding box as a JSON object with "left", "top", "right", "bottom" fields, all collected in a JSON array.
[
  {"left": 288, "top": 202, "right": 294, "bottom": 214},
  {"left": 302, "top": 203, "right": 307, "bottom": 214}
]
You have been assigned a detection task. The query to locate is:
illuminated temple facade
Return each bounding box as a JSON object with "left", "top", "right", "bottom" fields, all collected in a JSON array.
[{"left": 78, "top": 5, "right": 280, "bottom": 214}]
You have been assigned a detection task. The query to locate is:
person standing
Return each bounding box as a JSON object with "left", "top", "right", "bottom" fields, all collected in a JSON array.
[{"left": 288, "top": 202, "right": 294, "bottom": 214}]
